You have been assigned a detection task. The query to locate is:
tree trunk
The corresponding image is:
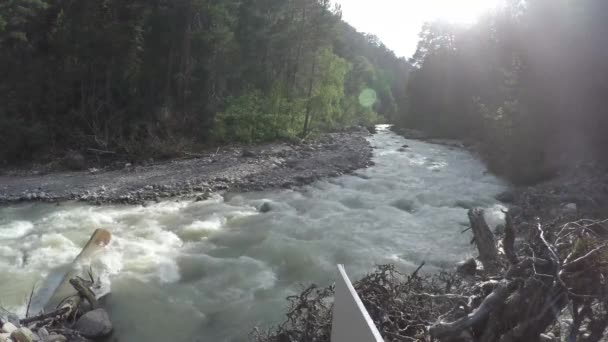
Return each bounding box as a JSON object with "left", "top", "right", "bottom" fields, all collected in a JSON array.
[
  {"left": 302, "top": 55, "right": 317, "bottom": 137},
  {"left": 468, "top": 208, "right": 499, "bottom": 274}
]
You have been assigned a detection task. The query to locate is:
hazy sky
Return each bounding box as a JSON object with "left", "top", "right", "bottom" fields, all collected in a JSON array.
[{"left": 336, "top": 0, "right": 502, "bottom": 58}]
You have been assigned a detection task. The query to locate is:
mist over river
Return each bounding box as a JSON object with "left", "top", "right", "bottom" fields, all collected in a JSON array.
[{"left": 0, "top": 125, "right": 507, "bottom": 341}]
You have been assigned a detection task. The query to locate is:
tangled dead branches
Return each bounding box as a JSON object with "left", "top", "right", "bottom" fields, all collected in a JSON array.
[{"left": 252, "top": 209, "right": 608, "bottom": 342}]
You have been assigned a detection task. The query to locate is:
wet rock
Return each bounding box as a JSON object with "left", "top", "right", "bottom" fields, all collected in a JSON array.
[
  {"left": 391, "top": 199, "right": 416, "bottom": 213},
  {"left": 44, "top": 335, "right": 66, "bottom": 342},
  {"left": 495, "top": 191, "right": 515, "bottom": 203},
  {"left": 10, "top": 327, "right": 37, "bottom": 342},
  {"left": 563, "top": 203, "right": 577, "bottom": 214},
  {"left": 456, "top": 258, "right": 477, "bottom": 276},
  {"left": 36, "top": 329, "right": 48, "bottom": 341},
  {"left": 242, "top": 149, "right": 256, "bottom": 158},
  {"left": 74, "top": 308, "right": 112, "bottom": 339},
  {"left": 259, "top": 202, "right": 272, "bottom": 213},
  {"left": 1, "top": 323, "right": 18, "bottom": 334}
]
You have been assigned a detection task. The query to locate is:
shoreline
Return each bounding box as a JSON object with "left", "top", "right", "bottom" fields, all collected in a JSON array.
[{"left": 0, "top": 129, "right": 373, "bottom": 206}]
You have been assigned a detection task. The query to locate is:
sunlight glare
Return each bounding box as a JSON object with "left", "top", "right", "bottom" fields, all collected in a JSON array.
[{"left": 432, "top": 0, "right": 503, "bottom": 24}]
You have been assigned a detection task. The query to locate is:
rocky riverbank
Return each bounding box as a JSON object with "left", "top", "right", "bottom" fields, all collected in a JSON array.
[{"left": 0, "top": 129, "right": 373, "bottom": 205}]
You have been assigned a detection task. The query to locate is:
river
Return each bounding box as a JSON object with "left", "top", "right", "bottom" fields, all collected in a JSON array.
[{"left": 0, "top": 125, "right": 507, "bottom": 341}]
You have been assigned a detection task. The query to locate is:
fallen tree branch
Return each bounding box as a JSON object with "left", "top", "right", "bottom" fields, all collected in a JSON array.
[
  {"left": 429, "top": 280, "right": 511, "bottom": 338},
  {"left": 20, "top": 306, "right": 71, "bottom": 325},
  {"left": 563, "top": 243, "right": 608, "bottom": 270}
]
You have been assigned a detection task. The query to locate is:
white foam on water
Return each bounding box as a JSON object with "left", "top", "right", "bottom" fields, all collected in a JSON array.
[
  {"left": 0, "top": 221, "right": 34, "bottom": 240},
  {"left": 0, "top": 127, "right": 508, "bottom": 341}
]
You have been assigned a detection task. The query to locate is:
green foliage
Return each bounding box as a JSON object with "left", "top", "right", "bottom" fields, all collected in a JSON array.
[{"left": 0, "top": 0, "right": 408, "bottom": 163}]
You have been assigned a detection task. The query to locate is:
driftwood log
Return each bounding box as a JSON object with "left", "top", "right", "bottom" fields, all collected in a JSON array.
[{"left": 467, "top": 209, "right": 499, "bottom": 274}]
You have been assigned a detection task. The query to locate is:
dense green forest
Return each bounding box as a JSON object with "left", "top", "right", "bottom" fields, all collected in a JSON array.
[
  {"left": 5, "top": 0, "right": 608, "bottom": 186},
  {"left": 0, "top": 0, "right": 409, "bottom": 163},
  {"left": 400, "top": 0, "right": 608, "bottom": 184}
]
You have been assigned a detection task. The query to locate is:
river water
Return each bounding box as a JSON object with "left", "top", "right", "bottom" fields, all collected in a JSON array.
[{"left": 0, "top": 125, "right": 506, "bottom": 341}]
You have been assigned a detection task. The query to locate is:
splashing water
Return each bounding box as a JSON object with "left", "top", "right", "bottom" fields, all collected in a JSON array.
[{"left": 0, "top": 125, "right": 506, "bottom": 341}]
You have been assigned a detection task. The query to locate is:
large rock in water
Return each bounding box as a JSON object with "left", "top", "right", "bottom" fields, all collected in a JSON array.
[
  {"left": 74, "top": 309, "right": 113, "bottom": 339},
  {"left": 259, "top": 202, "right": 272, "bottom": 213}
]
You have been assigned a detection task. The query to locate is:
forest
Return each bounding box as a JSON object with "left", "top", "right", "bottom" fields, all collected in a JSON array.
[
  {"left": 3, "top": 0, "right": 608, "bottom": 186},
  {"left": 401, "top": 0, "right": 608, "bottom": 184},
  {"left": 0, "top": 0, "right": 409, "bottom": 164}
]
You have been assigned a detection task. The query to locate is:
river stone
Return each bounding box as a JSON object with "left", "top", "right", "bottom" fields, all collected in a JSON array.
[
  {"left": 563, "top": 203, "right": 577, "bottom": 214},
  {"left": 259, "top": 202, "right": 272, "bottom": 213},
  {"left": 456, "top": 258, "right": 477, "bottom": 277},
  {"left": 44, "top": 335, "right": 67, "bottom": 342},
  {"left": 74, "top": 309, "right": 112, "bottom": 339},
  {"left": 495, "top": 191, "right": 515, "bottom": 203},
  {"left": 10, "top": 327, "right": 37, "bottom": 342},
  {"left": 1, "top": 322, "right": 17, "bottom": 334},
  {"left": 242, "top": 149, "right": 257, "bottom": 158}
]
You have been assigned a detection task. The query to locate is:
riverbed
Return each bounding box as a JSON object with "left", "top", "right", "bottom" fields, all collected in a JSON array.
[{"left": 0, "top": 125, "right": 507, "bottom": 341}]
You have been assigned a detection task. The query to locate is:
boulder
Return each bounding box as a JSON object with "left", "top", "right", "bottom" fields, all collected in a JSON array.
[
  {"left": 259, "top": 202, "right": 272, "bottom": 213},
  {"left": 1, "top": 323, "right": 17, "bottom": 334},
  {"left": 10, "top": 327, "right": 37, "bottom": 342},
  {"left": 73, "top": 309, "right": 112, "bottom": 339},
  {"left": 456, "top": 258, "right": 477, "bottom": 277},
  {"left": 495, "top": 191, "right": 515, "bottom": 203}
]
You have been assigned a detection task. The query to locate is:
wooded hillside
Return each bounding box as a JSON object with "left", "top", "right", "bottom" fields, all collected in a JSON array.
[
  {"left": 400, "top": 0, "right": 608, "bottom": 184},
  {"left": 0, "top": 0, "right": 409, "bottom": 164}
]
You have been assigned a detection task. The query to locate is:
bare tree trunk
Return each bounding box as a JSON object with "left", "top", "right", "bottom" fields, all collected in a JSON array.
[
  {"left": 468, "top": 208, "right": 499, "bottom": 274},
  {"left": 302, "top": 55, "right": 317, "bottom": 137}
]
